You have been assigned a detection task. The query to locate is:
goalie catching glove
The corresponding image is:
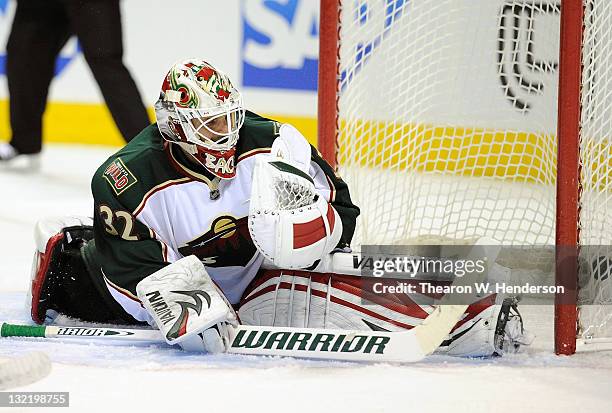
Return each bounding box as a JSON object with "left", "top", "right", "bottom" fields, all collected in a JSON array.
[
  {"left": 248, "top": 152, "right": 342, "bottom": 270},
  {"left": 136, "top": 255, "right": 238, "bottom": 353}
]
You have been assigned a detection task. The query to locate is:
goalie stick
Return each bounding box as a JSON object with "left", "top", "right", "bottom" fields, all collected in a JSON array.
[
  {"left": 1, "top": 305, "right": 467, "bottom": 363},
  {"left": 0, "top": 352, "right": 52, "bottom": 390}
]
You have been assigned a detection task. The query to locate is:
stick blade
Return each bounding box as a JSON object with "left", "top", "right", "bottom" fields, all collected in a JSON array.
[{"left": 414, "top": 304, "right": 469, "bottom": 356}]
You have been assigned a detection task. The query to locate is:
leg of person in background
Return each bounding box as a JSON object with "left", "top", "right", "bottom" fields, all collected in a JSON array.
[
  {"left": 1, "top": 0, "right": 72, "bottom": 166},
  {"left": 66, "top": 0, "right": 150, "bottom": 143}
]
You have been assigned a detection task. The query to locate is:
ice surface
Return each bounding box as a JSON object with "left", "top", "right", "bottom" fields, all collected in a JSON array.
[{"left": 1, "top": 145, "right": 611, "bottom": 412}]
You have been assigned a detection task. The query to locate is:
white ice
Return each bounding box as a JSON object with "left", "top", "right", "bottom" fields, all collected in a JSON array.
[{"left": 1, "top": 145, "right": 611, "bottom": 412}]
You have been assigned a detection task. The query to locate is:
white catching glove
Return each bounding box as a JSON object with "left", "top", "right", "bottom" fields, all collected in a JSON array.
[
  {"left": 269, "top": 124, "right": 312, "bottom": 170},
  {"left": 248, "top": 156, "right": 342, "bottom": 269},
  {"left": 136, "top": 255, "right": 238, "bottom": 353},
  {"left": 249, "top": 123, "right": 342, "bottom": 269}
]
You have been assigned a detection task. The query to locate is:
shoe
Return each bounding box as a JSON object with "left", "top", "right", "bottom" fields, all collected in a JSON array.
[
  {"left": 0, "top": 143, "right": 18, "bottom": 161},
  {"left": 0, "top": 143, "right": 41, "bottom": 171}
]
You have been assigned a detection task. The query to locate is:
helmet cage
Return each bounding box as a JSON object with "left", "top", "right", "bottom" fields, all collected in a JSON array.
[{"left": 175, "top": 97, "right": 245, "bottom": 152}]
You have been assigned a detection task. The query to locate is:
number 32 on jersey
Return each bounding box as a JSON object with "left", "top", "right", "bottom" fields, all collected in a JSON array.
[{"left": 98, "top": 205, "right": 139, "bottom": 241}]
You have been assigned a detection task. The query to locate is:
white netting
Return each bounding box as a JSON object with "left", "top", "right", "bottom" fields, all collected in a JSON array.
[
  {"left": 333, "top": 0, "right": 611, "bottom": 341},
  {"left": 337, "top": 0, "right": 559, "bottom": 246},
  {"left": 576, "top": 0, "right": 612, "bottom": 341}
]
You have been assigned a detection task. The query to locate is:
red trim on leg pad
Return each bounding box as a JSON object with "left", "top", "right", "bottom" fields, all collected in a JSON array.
[{"left": 30, "top": 233, "right": 65, "bottom": 324}]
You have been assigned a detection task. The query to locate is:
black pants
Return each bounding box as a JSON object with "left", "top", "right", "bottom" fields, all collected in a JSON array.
[
  {"left": 49, "top": 244, "right": 141, "bottom": 325},
  {"left": 6, "top": 0, "right": 150, "bottom": 154}
]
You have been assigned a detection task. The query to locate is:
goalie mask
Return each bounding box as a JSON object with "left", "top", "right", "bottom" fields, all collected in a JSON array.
[{"left": 155, "top": 59, "right": 245, "bottom": 179}]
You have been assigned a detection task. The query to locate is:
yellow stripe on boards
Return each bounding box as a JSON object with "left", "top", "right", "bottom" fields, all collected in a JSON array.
[
  {"left": 0, "top": 100, "right": 136, "bottom": 146},
  {"left": 0, "top": 99, "right": 318, "bottom": 147},
  {"left": 338, "top": 120, "right": 559, "bottom": 184},
  {"left": 337, "top": 120, "right": 611, "bottom": 187},
  {"left": 0, "top": 100, "right": 9, "bottom": 143},
  {"left": 2, "top": 99, "right": 607, "bottom": 189}
]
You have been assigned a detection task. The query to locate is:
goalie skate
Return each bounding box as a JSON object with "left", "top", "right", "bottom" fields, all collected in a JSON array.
[{"left": 437, "top": 296, "right": 533, "bottom": 357}]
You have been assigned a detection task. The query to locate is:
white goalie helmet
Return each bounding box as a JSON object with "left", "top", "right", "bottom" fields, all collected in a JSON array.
[{"left": 155, "top": 58, "right": 245, "bottom": 179}]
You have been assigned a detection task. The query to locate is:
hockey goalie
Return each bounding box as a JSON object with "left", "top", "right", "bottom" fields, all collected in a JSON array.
[{"left": 27, "top": 58, "right": 530, "bottom": 357}]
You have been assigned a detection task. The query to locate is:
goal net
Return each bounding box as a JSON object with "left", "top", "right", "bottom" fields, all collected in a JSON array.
[{"left": 318, "top": 0, "right": 612, "bottom": 353}]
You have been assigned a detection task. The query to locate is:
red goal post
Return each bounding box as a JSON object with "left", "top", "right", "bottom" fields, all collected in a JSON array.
[
  {"left": 318, "top": 0, "right": 341, "bottom": 168},
  {"left": 554, "top": 0, "right": 581, "bottom": 356}
]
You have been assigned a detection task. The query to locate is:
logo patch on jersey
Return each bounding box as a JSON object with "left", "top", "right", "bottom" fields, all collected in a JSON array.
[
  {"left": 103, "top": 158, "right": 138, "bottom": 196},
  {"left": 179, "top": 215, "right": 257, "bottom": 268}
]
